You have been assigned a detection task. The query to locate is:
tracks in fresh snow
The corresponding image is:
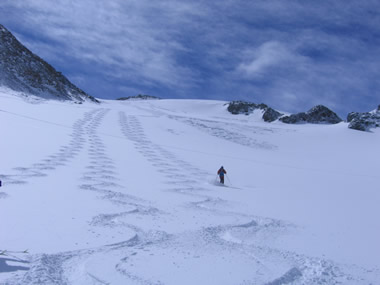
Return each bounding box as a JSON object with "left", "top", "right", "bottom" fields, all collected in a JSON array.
[
  {"left": 0, "top": 109, "right": 95, "bottom": 188},
  {"left": 2, "top": 107, "right": 379, "bottom": 285},
  {"left": 114, "top": 111, "right": 364, "bottom": 284},
  {"left": 78, "top": 109, "right": 161, "bottom": 234},
  {"left": 119, "top": 112, "right": 212, "bottom": 198},
  {"left": 132, "top": 103, "right": 278, "bottom": 150},
  {"left": 168, "top": 115, "right": 278, "bottom": 150}
]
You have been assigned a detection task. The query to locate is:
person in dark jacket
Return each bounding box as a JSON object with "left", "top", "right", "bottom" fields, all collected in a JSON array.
[{"left": 217, "top": 166, "right": 227, "bottom": 184}]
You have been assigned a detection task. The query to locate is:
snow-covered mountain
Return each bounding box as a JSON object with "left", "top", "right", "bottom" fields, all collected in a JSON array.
[
  {"left": 0, "top": 89, "right": 379, "bottom": 284},
  {"left": 0, "top": 24, "right": 98, "bottom": 103}
]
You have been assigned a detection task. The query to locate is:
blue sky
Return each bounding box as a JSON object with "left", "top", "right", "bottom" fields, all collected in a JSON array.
[{"left": 1, "top": 0, "right": 380, "bottom": 116}]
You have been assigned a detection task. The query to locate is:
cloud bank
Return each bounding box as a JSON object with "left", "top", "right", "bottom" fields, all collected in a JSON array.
[{"left": 1, "top": 0, "right": 380, "bottom": 115}]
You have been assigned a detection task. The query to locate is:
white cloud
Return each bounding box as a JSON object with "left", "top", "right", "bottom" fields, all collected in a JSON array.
[
  {"left": 1, "top": 0, "right": 202, "bottom": 88},
  {"left": 237, "top": 41, "right": 307, "bottom": 77},
  {"left": 1, "top": 0, "right": 380, "bottom": 114}
]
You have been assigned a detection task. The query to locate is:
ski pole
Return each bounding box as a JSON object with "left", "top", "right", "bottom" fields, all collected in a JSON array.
[{"left": 226, "top": 174, "right": 232, "bottom": 186}]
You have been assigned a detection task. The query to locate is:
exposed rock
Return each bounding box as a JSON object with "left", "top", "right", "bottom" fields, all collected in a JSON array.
[
  {"left": 347, "top": 112, "right": 360, "bottom": 123},
  {"left": 347, "top": 107, "right": 380, "bottom": 131},
  {"left": 280, "top": 112, "right": 308, "bottom": 124},
  {"left": 227, "top": 101, "right": 267, "bottom": 115},
  {"left": 280, "top": 105, "right": 342, "bottom": 124},
  {"left": 0, "top": 24, "right": 98, "bottom": 103},
  {"left": 226, "top": 101, "right": 283, "bottom": 122},
  {"left": 117, "top": 94, "right": 160, "bottom": 100},
  {"left": 262, "top": 107, "right": 283, "bottom": 123}
]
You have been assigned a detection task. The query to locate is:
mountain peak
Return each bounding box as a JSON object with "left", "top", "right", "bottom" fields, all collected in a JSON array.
[
  {"left": 280, "top": 105, "right": 342, "bottom": 124},
  {"left": 0, "top": 24, "right": 98, "bottom": 103}
]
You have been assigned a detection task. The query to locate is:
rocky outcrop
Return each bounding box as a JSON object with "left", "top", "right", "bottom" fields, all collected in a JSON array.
[
  {"left": 280, "top": 105, "right": 342, "bottom": 124},
  {"left": 347, "top": 105, "right": 380, "bottom": 131},
  {"left": 117, "top": 94, "right": 160, "bottom": 100},
  {"left": 226, "top": 101, "right": 283, "bottom": 122},
  {"left": 262, "top": 107, "right": 283, "bottom": 122},
  {"left": 0, "top": 24, "right": 98, "bottom": 102},
  {"left": 227, "top": 101, "right": 267, "bottom": 115}
]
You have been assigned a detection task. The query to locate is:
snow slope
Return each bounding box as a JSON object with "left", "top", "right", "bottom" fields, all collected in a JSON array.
[{"left": 1, "top": 88, "right": 379, "bottom": 284}]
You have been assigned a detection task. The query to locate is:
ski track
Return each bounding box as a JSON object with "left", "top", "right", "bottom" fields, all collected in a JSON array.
[
  {"left": 168, "top": 115, "right": 277, "bottom": 150},
  {"left": 78, "top": 109, "right": 162, "bottom": 230},
  {"left": 2, "top": 107, "right": 379, "bottom": 284},
  {"left": 0, "top": 109, "right": 98, "bottom": 189},
  {"left": 132, "top": 103, "right": 278, "bottom": 150}
]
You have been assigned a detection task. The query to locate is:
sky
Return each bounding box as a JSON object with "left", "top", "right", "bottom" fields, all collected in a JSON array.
[{"left": 1, "top": 0, "right": 380, "bottom": 116}]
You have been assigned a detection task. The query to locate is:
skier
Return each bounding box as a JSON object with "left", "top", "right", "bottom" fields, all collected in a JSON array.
[{"left": 217, "top": 166, "right": 227, "bottom": 184}]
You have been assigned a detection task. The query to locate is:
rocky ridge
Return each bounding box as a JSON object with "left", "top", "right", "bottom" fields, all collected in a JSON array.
[
  {"left": 0, "top": 24, "right": 98, "bottom": 103},
  {"left": 117, "top": 94, "right": 160, "bottom": 101},
  {"left": 226, "top": 101, "right": 283, "bottom": 122},
  {"left": 347, "top": 105, "right": 380, "bottom": 131},
  {"left": 279, "top": 105, "right": 342, "bottom": 124},
  {"left": 226, "top": 101, "right": 380, "bottom": 132}
]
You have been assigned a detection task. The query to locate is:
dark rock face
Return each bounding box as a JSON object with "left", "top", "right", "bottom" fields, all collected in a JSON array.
[
  {"left": 280, "top": 112, "right": 308, "bottom": 124},
  {"left": 347, "top": 107, "right": 380, "bottom": 131},
  {"left": 227, "top": 101, "right": 267, "bottom": 115},
  {"left": 262, "top": 107, "right": 283, "bottom": 122},
  {"left": 0, "top": 24, "right": 98, "bottom": 102},
  {"left": 307, "top": 105, "right": 343, "bottom": 123},
  {"left": 280, "top": 105, "right": 342, "bottom": 124},
  {"left": 347, "top": 112, "right": 360, "bottom": 123},
  {"left": 117, "top": 94, "right": 160, "bottom": 100},
  {"left": 226, "top": 101, "right": 283, "bottom": 122}
]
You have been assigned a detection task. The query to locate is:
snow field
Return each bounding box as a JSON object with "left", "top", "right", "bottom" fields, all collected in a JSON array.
[{"left": 0, "top": 92, "right": 379, "bottom": 284}]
